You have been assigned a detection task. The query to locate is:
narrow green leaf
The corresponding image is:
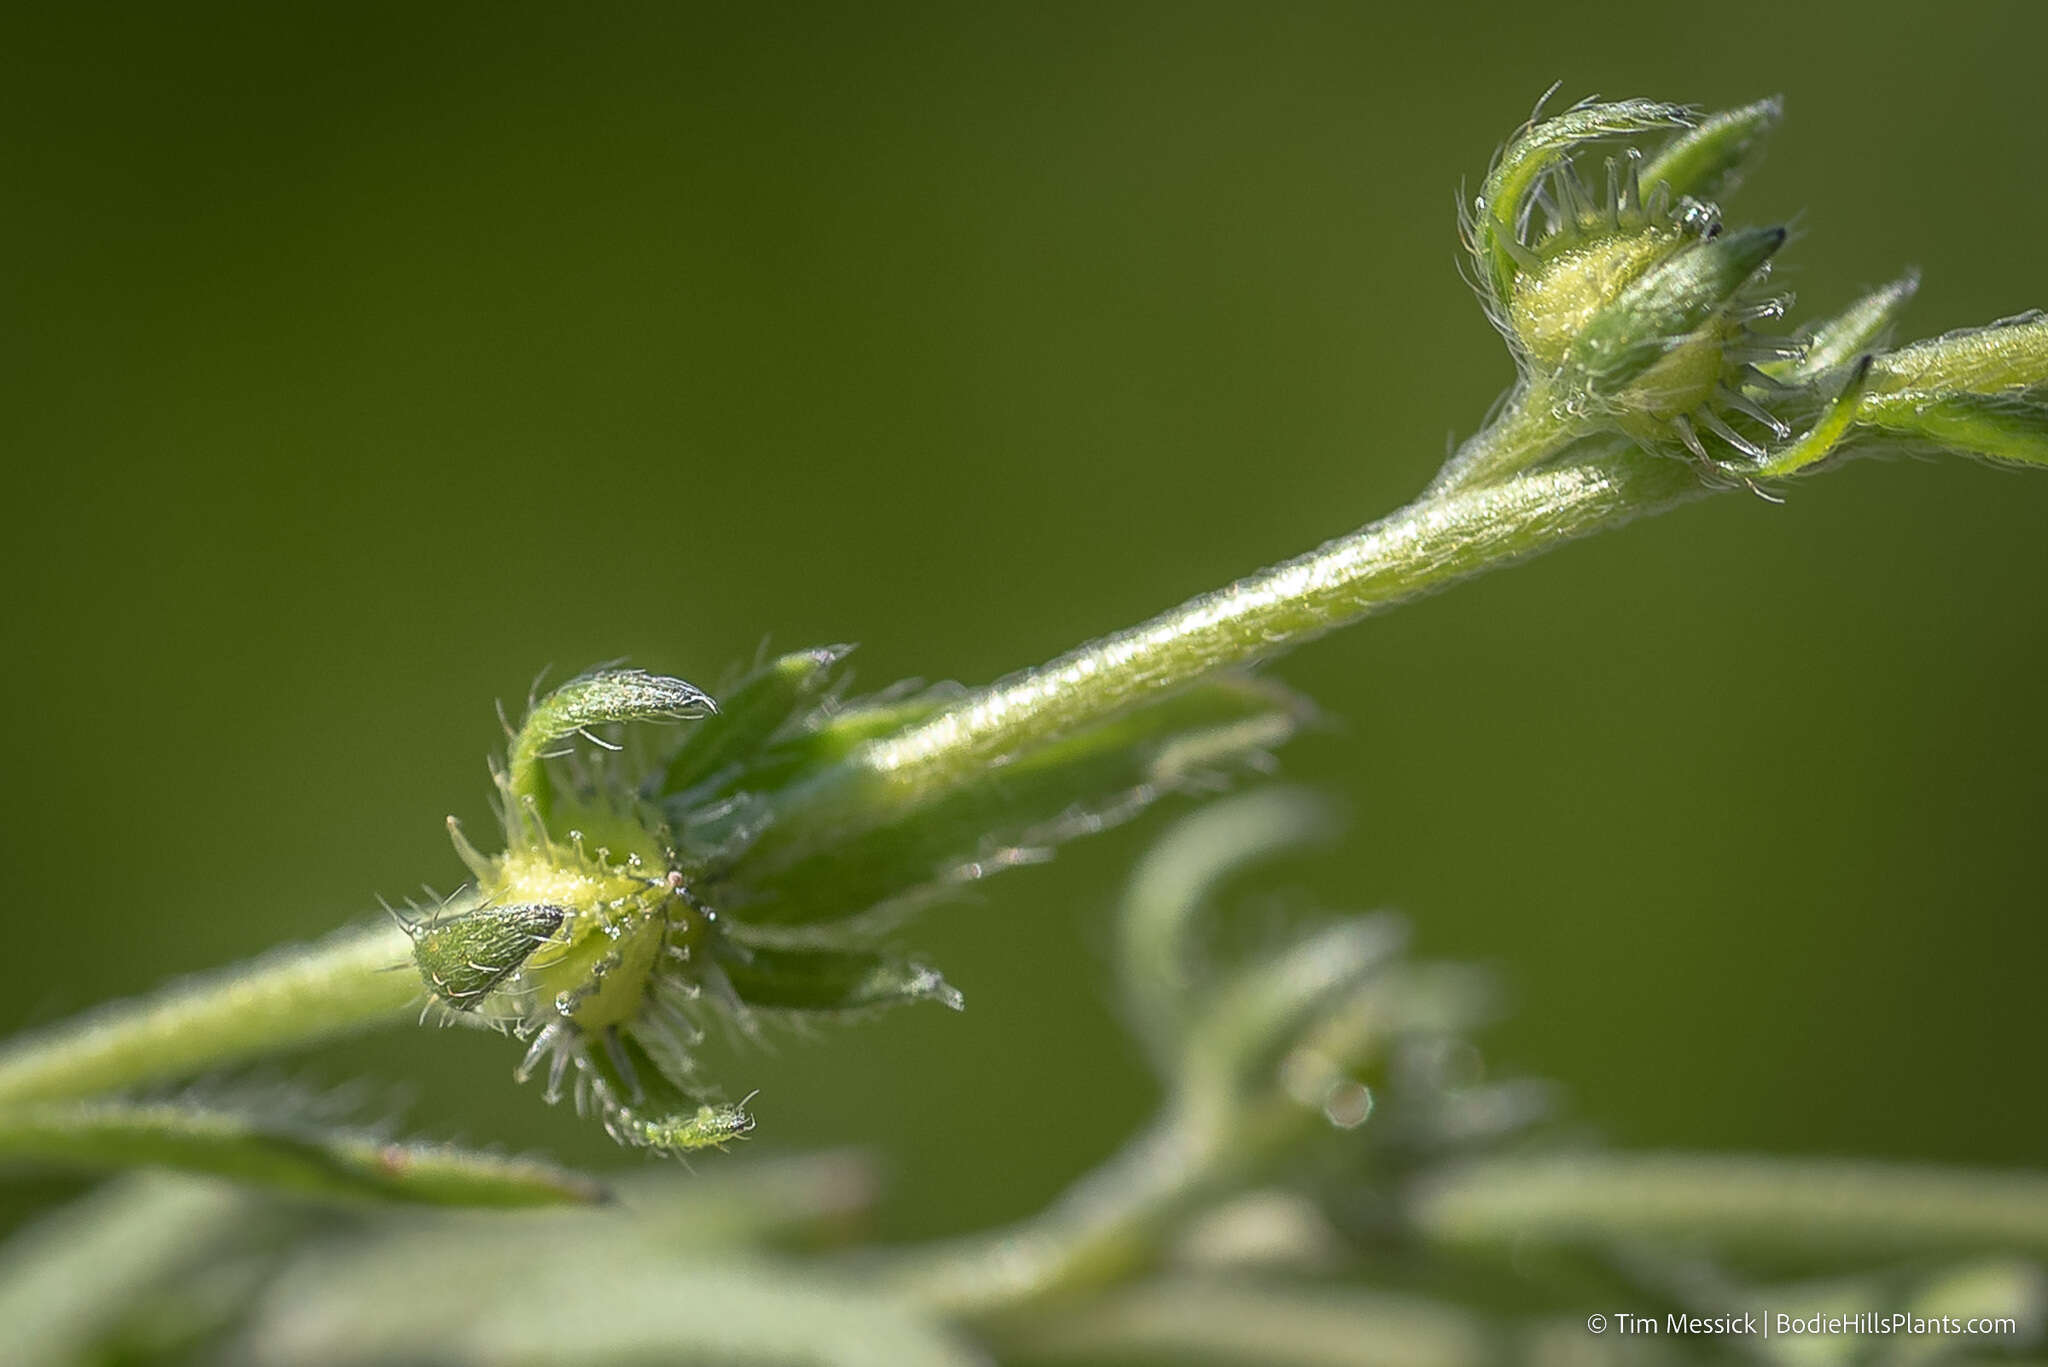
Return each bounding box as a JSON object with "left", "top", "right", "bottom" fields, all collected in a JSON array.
[
  {"left": 0, "top": 1098, "right": 606, "bottom": 1206},
  {"left": 1636, "top": 97, "right": 1781, "bottom": 206},
  {"left": 1768, "top": 270, "right": 1918, "bottom": 383},
  {"left": 660, "top": 645, "right": 854, "bottom": 797},
  {"left": 506, "top": 669, "right": 716, "bottom": 807},
  {"left": 715, "top": 942, "right": 963, "bottom": 1016},
  {"left": 1752, "top": 354, "right": 1874, "bottom": 478},
  {"left": 718, "top": 675, "right": 1311, "bottom": 928}
]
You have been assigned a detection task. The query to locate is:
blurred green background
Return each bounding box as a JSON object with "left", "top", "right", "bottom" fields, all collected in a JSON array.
[{"left": 2, "top": 2, "right": 2043, "bottom": 1243}]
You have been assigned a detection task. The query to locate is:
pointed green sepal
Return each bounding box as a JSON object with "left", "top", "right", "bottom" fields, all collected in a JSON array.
[
  {"left": 660, "top": 646, "right": 855, "bottom": 798},
  {"left": 1752, "top": 354, "right": 1875, "bottom": 478},
  {"left": 506, "top": 669, "right": 716, "bottom": 807},
  {"left": 1769, "top": 271, "right": 1919, "bottom": 384},
  {"left": 1637, "top": 97, "right": 1782, "bottom": 207}
]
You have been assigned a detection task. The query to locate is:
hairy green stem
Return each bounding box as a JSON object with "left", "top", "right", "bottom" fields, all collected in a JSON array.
[
  {"left": 0, "top": 923, "right": 417, "bottom": 1105},
  {"left": 757, "top": 443, "right": 1699, "bottom": 867}
]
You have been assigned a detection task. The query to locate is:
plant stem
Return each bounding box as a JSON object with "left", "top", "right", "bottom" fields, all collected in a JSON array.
[
  {"left": 0, "top": 923, "right": 417, "bottom": 1105},
  {"left": 758, "top": 442, "right": 1699, "bottom": 864}
]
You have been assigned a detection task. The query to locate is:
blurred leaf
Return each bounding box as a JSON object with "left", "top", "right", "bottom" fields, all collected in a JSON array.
[
  {"left": 1179, "top": 918, "right": 1405, "bottom": 1122},
  {"left": 0, "top": 1175, "right": 262, "bottom": 1367},
  {"left": 603, "top": 1149, "right": 881, "bottom": 1251},
  {"left": 1117, "top": 787, "right": 1340, "bottom": 1078},
  {"left": 239, "top": 1232, "right": 979, "bottom": 1367},
  {"left": 996, "top": 1277, "right": 1497, "bottom": 1367},
  {"left": 0, "top": 1098, "right": 605, "bottom": 1207}
]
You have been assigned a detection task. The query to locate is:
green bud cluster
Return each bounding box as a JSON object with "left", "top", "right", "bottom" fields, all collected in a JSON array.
[{"left": 1446, "top": 93, "right": 2048, "bottom": 488}]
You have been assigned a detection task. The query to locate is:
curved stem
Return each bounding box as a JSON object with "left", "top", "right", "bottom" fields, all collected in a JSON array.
[{"left": 0, "top": 922, "right": 418, "bottom": 1105}]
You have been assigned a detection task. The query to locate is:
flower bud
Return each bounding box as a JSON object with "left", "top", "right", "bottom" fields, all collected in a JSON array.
[
  {"left": 1565, "top": 225, "right": 1786, "bottom": 412},
  {"left": 1455, "top": 95, "right": 1807, "bottom": 475}
]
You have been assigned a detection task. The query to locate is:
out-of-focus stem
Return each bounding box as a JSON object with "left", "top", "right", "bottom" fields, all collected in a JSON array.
[{"left": 1411, "top": 1152, "right": 2048, "bottom": 1257}]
